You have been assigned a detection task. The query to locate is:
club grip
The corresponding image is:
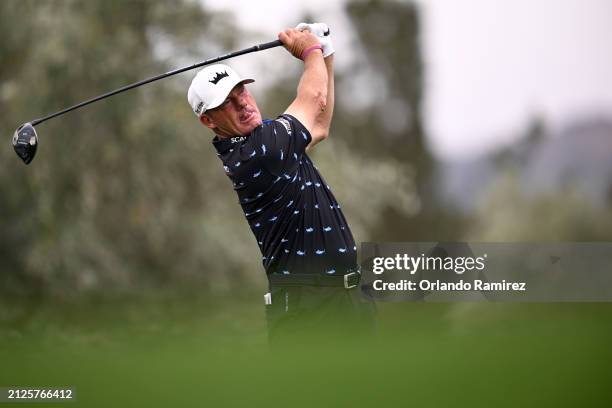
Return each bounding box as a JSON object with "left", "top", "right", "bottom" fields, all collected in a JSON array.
[{"left": 256, "top": 39, "right": 283, "bottom": 51}]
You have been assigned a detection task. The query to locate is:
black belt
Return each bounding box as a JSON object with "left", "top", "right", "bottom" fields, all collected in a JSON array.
[{"left": 268, "top": 270, "right": 361, "bottom": 289}]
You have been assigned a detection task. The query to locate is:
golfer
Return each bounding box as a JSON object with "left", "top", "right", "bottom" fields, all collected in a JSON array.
[{"left": 187, "top": 24, "right": 374, "bottom": 341}]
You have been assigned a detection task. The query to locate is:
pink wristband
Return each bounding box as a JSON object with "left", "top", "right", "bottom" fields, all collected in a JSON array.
[{"left": 301, "top": 44, "right": 323, "bottom": 60}]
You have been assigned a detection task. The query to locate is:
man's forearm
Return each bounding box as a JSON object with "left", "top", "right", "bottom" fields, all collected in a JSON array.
[
  {"left": 316, "top": 55, "right": 334, "bottom": 133},
  {"left": 296, "top": 52, "right": 328, "bottom": 116},
  {"left": 306, "top": 55, "right": 334, "bottom": 151},
  {"left": 279, "top": 26, "right": 332, "bottom": 148}
]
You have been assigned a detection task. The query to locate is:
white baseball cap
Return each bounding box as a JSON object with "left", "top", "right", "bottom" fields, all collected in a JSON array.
[{"left": 187, "top": 64, "right": 254, "bottom": 117}]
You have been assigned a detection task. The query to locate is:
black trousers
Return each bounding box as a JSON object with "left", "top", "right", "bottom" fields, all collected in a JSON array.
[{"left": 265, "top": 284, "right": 377, "bottom": 346}]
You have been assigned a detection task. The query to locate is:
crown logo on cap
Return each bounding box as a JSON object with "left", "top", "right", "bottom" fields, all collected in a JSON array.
[{"left": 209, "top": 71, "right": 229, "bottom": 85}]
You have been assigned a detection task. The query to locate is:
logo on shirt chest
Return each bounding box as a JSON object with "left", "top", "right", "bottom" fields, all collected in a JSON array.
[
  {"left": 230, "top": 136, "right": 246, "bottom": 143},
  {"left": 275, "top": 118, "right": 292, "bottom": 135}
]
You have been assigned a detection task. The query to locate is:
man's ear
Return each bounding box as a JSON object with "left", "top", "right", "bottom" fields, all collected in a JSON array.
[{"left": 199, "top": 113, "right": 216, "bottom": 129}]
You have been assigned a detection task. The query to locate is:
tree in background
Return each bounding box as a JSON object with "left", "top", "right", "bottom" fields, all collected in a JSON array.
[{"left": 0, "top": 0, "right": 257, "bottom": 297}]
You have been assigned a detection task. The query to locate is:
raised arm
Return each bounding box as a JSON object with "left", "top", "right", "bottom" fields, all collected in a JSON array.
[
  {"left": 307, "top": 54, "right": 334, "bottom": 151},
  {"left": 294, "top": 23, "right": 336, "bottom": 151},
  {"left": 278, "top": 28, "right": 328, "bottom": 144}
]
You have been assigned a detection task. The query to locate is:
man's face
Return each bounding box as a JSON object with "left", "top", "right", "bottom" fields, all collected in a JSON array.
[{"left": 200, "top": 83, "right": 262, "bottom": 138}]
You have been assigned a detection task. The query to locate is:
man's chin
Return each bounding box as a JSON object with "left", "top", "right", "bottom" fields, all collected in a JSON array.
[{"left": 241, "top": 118, "right": 262, "bottom": 135}]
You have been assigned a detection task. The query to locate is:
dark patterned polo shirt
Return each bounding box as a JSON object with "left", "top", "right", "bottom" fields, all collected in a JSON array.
[{"left": 212, "top": 114, "right": 356, "bottom": 276}]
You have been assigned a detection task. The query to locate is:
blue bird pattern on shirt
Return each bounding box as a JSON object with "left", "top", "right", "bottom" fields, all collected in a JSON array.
[{"left": 212, "top": 114, "right": 357, "bottom": 276}]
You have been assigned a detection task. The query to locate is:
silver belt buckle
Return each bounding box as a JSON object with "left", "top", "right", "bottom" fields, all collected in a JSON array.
[{"left": 344, "top": 271, "right": 359, "bottom": 289}]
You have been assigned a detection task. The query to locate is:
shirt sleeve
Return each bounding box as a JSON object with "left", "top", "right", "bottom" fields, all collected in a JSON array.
[{"left": 253, "top": 114, "right": 312, "bottom": 177}]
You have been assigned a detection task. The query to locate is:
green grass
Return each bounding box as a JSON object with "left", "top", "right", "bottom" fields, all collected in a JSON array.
[{"left": 1, "top": 291, "right": 612, "bottom": 407}]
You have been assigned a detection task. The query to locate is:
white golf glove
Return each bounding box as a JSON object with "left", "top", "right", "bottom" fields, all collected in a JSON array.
[{"left": 295, "top": 22, "right": 334, "bottom": 58}]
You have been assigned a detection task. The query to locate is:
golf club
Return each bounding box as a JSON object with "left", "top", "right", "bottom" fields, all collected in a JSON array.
[{"left": 12, "top": 39, "right": 283, "bottom": 165}]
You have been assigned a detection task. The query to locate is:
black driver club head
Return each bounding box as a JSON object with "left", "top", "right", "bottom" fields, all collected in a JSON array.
[{"left": 12, "top": 123, "right": 38, "bottom": 165}]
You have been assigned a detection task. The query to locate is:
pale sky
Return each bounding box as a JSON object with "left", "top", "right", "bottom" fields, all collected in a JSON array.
[{"left": 204, "top": 0, "right": 612, "bottom": 159}]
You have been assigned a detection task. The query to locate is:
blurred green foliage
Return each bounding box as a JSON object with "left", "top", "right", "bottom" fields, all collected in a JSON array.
[
  {"left": 469, "top": 115, "right": 612, "bottom": 242},
  {"left": 469, "top": 172, "right": 612, "bottom": 241},
  {"left": 1, "top": 0, "right": 263, "bottom": 297},
  {"left": 1, "top": 293, "right": 612, "bottom": 407}
]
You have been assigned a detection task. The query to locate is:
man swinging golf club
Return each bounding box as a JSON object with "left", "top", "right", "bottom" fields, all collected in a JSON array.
[{"left": 187, "top": 24, "right": 374, "bottom": 341}]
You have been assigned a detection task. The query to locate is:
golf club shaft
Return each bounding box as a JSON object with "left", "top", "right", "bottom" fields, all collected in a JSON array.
[{"left": 30, "top": 39, "right": 283, "bottom": 127}]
